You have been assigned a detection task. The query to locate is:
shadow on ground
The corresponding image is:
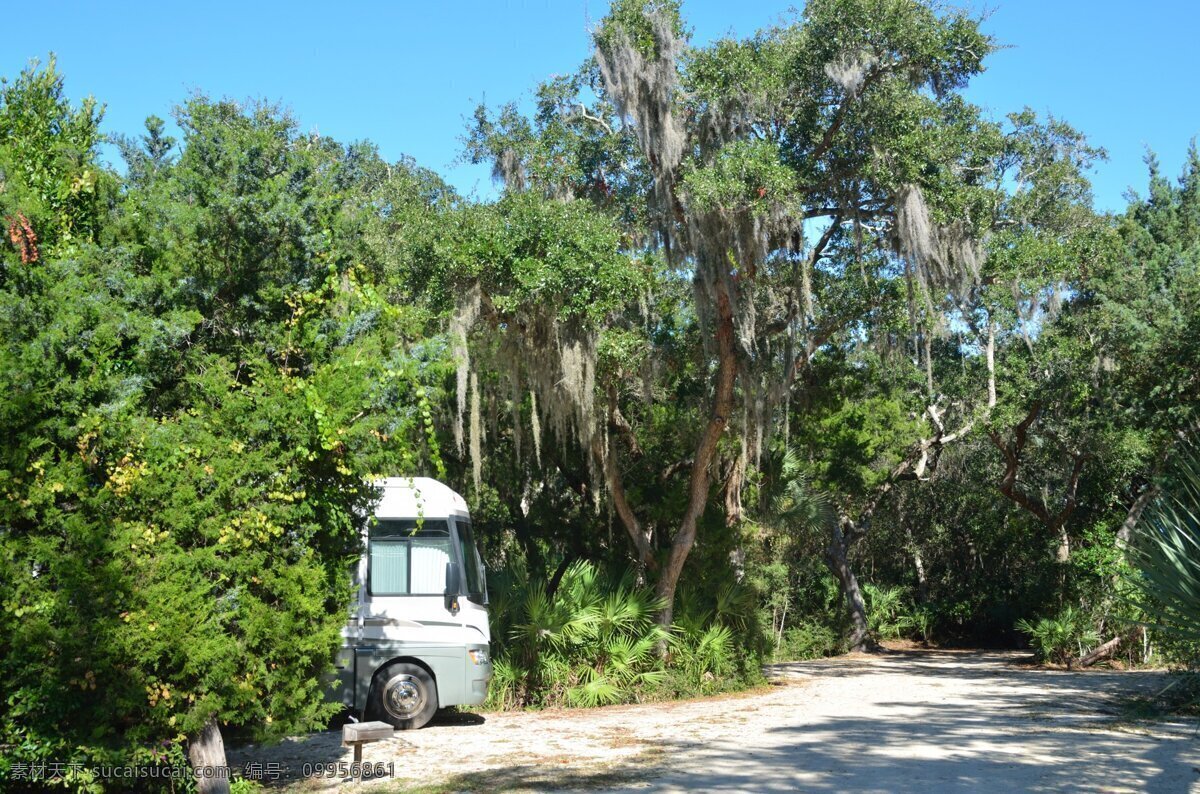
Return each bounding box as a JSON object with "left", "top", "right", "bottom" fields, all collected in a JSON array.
[
  {"left": 624, "top": 650, "right": 1199, "bottom": 792},
  {"left": 228, "top": 650, "right": 1200, "bottom": 793},
  {"left": 225, "top": 708, "right": 489, "bottom": 789}
]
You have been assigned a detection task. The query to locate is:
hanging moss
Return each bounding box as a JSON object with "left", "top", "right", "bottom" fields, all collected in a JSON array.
[
  {"left": 451, "top": 284, "right": 482, "bottom": 454},
  {"left": 493, "top": 147, "right": 526, "bottom": 192},
  {"left": 470, "top": 369, "right": 483, "bottom": 494},
  {"left": 824, "top": 52, "right": 878, "bottom": 97},
  {"left": 894, "top": 183, "right": 983, "bottom": 301},
  {"left": 529, "top": 388, "right": 542, "bottom": 468},
  {"left": 595, "top": 7, "right": 687, "bottom": 181}
]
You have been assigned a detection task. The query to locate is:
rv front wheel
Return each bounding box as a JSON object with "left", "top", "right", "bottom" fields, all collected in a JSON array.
[{"left": 366, "top": 662, "right": 438, "bottom": 730}]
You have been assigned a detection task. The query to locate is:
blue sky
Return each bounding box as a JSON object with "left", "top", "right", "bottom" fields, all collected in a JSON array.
[{"left": 4, "top": 0, "right": 1198, "bottom": 212}]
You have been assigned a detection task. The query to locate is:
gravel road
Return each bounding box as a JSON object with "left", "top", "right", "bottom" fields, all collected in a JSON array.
[{"left": 229, "top": 648, "right": 1200, "bottom": 792}]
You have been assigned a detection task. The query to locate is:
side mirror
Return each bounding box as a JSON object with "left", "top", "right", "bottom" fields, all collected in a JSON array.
[{"left": 444, "top": 562, "right": 462, "bottom": 615}]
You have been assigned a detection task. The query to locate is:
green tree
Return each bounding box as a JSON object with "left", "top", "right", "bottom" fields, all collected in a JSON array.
[
  {"left": 0, "top": 75, "right": 444, "bottom": 790},
  {"left": 461, "top": 0, "right": 1107, "bottom": 650}
]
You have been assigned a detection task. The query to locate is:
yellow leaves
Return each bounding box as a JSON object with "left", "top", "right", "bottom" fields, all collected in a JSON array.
[
  {"left": 125, "top": 521, "right": 168, "bottom": 553},
  {"left": 145, "top": 682, "right": 169, "bottom": 708},
  {"left": 229, "top": 440, "right": 246, "bottom": 454},
  {"left": 12, "top": 455, "right": 71, "bottom": 506},
  {"left": 69, "top": 168, "right": 96, "bottom": 195},
  {"left": 120, "top": 608, "right": 161, "bottom": 639},
  {"left": 105, "top": 453, "right": 149, "bottom": 496},
  {"left": 77, "top": 430, "right": 98, "bottom": 466},
  {"left": 178, "top": 444, "right": 203, "bottom": 458},
  {"left": 217, "top": 510, "right": 284, "bottom": 549}
]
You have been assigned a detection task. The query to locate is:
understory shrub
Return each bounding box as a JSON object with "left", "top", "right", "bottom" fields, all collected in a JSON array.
[
  {"left": 777, "top": 620, "right": 843, "bottom": 660},
  {"left": 1015, "top": 606, "right": 1101, "bottom": 665},
  {"left": 484, "top": 559, "right": 666, "bottom": 708},
  {"left": 862, "top": 582, "right": 943, "bottom": 643},
  {"left": 862, "top": 583, "right": 911, "bottom": 640},
  {"left": 484, "top": 559, "right": 763, "bottom": 709}
]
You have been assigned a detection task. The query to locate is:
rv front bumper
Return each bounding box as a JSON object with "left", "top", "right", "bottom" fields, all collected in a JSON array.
[{"left": 465, "top": 643, "right": 492, "bottom": 703}]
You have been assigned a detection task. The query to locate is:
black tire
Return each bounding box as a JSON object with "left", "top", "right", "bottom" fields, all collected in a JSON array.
[{"left": 365, "top": 661, "right": 438, "bottom": 730}]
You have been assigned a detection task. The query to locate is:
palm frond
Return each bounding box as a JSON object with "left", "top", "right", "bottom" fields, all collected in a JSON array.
[
  {"left": 1130, "top": 446, "right": 1200, "bottom": 644},
  {"left": 767, "top": 450, "right": 838, "bottom": 538}
]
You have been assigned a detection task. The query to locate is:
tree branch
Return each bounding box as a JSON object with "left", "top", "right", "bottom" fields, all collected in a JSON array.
[
  {"left": 606, "top": 385, "right": 643, "bottom": 458},
  {"left": 987, "top": 402, "right": 1087, "bottom": 532},
  {"left": 592, "top": 435, "right": 656, "bottom": 571},
  {"left": 574, "top": 103, "right": 614, "bottom": 135}
]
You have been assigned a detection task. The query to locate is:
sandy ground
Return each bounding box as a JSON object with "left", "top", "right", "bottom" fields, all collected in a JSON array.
[{"left": 227, "top": 648, "right": 1200, "bottom": 793}]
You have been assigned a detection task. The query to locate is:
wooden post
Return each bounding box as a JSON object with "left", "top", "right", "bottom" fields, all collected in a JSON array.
[{"left": 341, "top": 721, "right": 394, "bottom": 782}]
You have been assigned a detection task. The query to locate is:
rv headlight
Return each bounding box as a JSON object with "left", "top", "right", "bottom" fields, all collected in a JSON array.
[{"left": 468, "top": 648, "right": 490, "bottom": 666}]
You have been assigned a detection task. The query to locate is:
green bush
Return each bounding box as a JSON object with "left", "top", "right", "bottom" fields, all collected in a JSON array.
[
  {"left": 909, "top": 605, "right": 936, "bottom": 645},
  {"left": 777, "top": 620, "right": 844, "bottom": 660},
  {"left": 862, "top": 583, "right": 912, "bottom": 640},
  {"left": 1015, "top": 606, "right": 1101, "bottom": 665},
  {"left": 484, "top": 558, "right": 765, "bottom": 709},
  {"left": 484, "top": 560, "right": 667, "bottom": 709}
]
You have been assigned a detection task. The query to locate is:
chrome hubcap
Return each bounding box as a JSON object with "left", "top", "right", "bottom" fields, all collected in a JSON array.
[{"left": 383, "top": 674, "right": 424, "bottom": 718}]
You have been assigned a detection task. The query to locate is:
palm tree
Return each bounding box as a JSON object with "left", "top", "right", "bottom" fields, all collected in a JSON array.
[{"left": 1131, "top": 446, "right": 1200, "bottom": 649}]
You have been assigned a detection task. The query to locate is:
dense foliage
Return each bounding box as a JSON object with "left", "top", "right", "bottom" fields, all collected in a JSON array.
[
  {"left": 457, "top": 0, "right": 1200, "bottom": 673},
  {"left": 1129, "top": 450, "right": 1200, "bottom": 649},
  {"left": 2, "top": 0, "right": 1199, "bottom": 790},
  {"left": 0, "top": 62, "right": 447, "bottom": 789}
]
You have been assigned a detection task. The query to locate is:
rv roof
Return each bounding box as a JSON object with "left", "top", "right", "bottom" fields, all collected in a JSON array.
[{"left": 372, "top": 477, "right": 469, "bottom": 519}]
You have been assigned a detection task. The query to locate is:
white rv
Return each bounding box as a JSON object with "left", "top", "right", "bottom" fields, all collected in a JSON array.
[{"left": 330, "top": 478, "right": 491, "bottom": 729}]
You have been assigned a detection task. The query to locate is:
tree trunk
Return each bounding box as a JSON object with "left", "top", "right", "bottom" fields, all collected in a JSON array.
[
  {"left": 593, "top": 436, "right": 655, "bottom": 571},
  {"left": 592, "top": 385, "right": 656, "bottom": 573},
  {"left": 1079, "top": 634, "right": 1125, "bottom": 668},
  {"left": 905, "top": 525, "right": 928, "bottom": 602},
  {"left": 825, "top": 520, "right": 877, "bottom": 652},
  {"left": 655, "top": 288, "right": 738, "bottom": 629},
  {"left": 1055, "top": 523, "right": 1071, "bottom": 563},
  {"left": 898, "top": 494, "right": 927, "bottom": 602},
  {"left": 723, "top": 452, "right": 746, "bottom": 527},
  {"left": 1115, "top": 486, "right": 1159, "bottom": 552},
  {"left": 188, "top": 717, "right": 230, "bottom": 794},
  {"left": 776, "top": 599, "right": 789, "bottom": 651},
  {"left": 985, "top": 317, "right": 996, "bottom": 409}
]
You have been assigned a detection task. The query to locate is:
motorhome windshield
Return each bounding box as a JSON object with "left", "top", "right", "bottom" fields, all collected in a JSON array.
[
  {"left": 454, "top": 518, "right": 487, "bottom": 604},
  {"left": 368, "top": 519, "right": 453, "bottom": 596}
]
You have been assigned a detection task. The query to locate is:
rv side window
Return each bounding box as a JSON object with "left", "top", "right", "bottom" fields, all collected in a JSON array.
[
  {"left": 368, "top": 519, "right": 452, "bottom": 596},
  {"left": 454, "top": 519, "right": 487, "bottom": 604}
]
